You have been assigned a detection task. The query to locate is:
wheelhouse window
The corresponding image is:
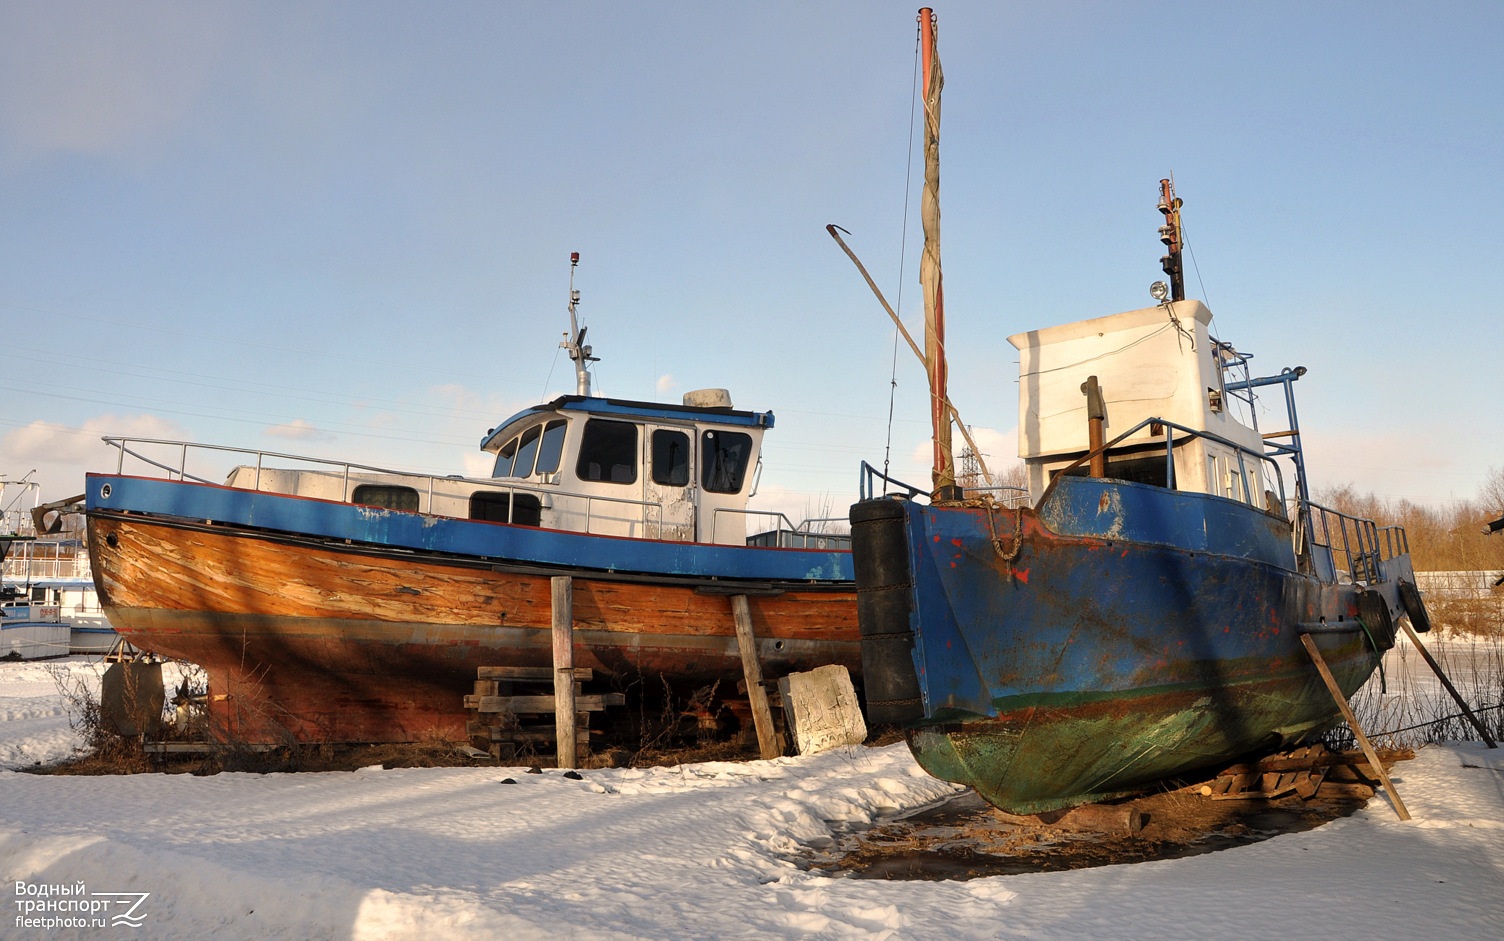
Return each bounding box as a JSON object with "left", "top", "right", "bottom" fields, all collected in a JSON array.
[
  {"left": 351, "top": 485, "right": 420, "bottom": 512},
  {"left": 469, "top": 491, "right": 542, "bottom": 527},
  {"left": 651, "top": 429, "right": 690, "bottom": 487},
  {"left": 492, "top": 419, "right": 567, "bottom": 479},
  {"left": 1055, "top": 452, "right": 1172, "bottom": 489},
  {"left": 577, "top": 419, "right": 639, "bottom": 484},
  {"left": 492, "top": 437, "right": 518, "bottom": 478},
  {"left": 512, "top": 424, "right": 543, "bottom": 478},
  {"left": 702, "top": 430, "right": 752, "bottom": 494},
  {"left": 535, "top": 420, "right": 567, "bottom": 475}
]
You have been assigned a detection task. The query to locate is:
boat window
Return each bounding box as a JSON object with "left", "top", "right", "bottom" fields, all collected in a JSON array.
[
  {"left": 512, "top": 425, "right": 544, "bottom": 478},
  {"left": 702, "top": 430, "right": 753, "bottom": 494},
  {"left": 351, "top": 485, "right": 420, "bottom": 512},
  {"left": 535, "top": 420, "right": 567, "bottom": 475},
  {"left": 493, "top": 436, "right": 518, "bottom": 478},
  {"left": 469, "top": 491, "right": 543, "bottom": 527},
  {"left": 1057, "top": 454, "right": 1172, "bottom": 489},
  {"left": 577, "top": 419, "right": 639, "bottom": 484},
  {"left": 651, "top": 429, "right": 691, "bottom": 487}
]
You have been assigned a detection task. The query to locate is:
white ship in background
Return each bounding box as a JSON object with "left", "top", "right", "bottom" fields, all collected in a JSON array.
[{"left": 2, "top": 475, "right": 119, "bottom": 658}]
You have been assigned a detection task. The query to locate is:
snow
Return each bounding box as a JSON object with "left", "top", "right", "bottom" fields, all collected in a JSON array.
[{"left": 2, "top": 658, "right": 1501, "bottom": 940}]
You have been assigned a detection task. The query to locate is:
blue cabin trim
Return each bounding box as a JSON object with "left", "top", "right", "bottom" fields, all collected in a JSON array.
[
  {"left": 481, "top": 395, "right": 774, "bottom": 451},
  {"left": 86, "top": 474, "right": 850, "bottom": 584}
]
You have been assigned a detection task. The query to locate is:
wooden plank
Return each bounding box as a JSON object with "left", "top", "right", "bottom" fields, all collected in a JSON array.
[
  {"left": 732, "top": 594, "right": 782, "bottom": 760},
  {"left": 478, "top": 666, "right": 594, "bottom": 681},
  {"left": 552, "top": 576, "right": 577, "bottom": 769},
  {"left": 465, "top": 693, "right": 624, "bottom": 713},
  {"left": 1295, "top": 768, "right": 1326, "bottom": 800},
  {"left": 491, "top": 728, "right": 590, "bottom": 745},
  {"left": 1300, "top": 633, "right": 1411, "bottom": 820},
  {"left": 1216, "top": 747, "right": 1408, "bottom": 776},
  {"left": 144, "top": 742, "right": 275, "bottom": 754}
]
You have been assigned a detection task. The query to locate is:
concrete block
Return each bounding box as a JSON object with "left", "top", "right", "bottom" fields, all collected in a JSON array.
[{"left": 777, "top": 664, "right": 867, "bottom": 755}]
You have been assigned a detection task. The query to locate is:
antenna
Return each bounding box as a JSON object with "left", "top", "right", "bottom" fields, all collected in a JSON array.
[
  {"left": 561, "top": 252, "right": 599, "bottom": 396},
  {"left": 1157, "top": 178, "right": 1185, "bottom": 302}
]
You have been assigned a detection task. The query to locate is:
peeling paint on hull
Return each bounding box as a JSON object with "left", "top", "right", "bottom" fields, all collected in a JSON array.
[
  {"left": 86, "top": 475, "right": 857, "bottom": 743},
  {"left": 854, "top": 477, "right": 1410, "bottom": 815}
]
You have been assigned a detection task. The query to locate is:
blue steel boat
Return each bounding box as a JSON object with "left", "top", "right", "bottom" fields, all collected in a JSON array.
[{"left": 846, "top": 12, "right": 1427, "bottom": 815}]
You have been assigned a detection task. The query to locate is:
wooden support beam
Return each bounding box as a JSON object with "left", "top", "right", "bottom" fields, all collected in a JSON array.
[
  {"left": 553, "top": 575, "right": 577, "bottom": 769},
  {"left": 1299, "top": 633, "right": 1411, "bottom": 821},
  {"left": 732, "top": 594, "right": 782, "bottom": 760},
  {"left": 464, "top": 693, "right": 624, "bottom": 713},
  {"left": 1398, "top": 619, "right": 1497, "bottom": 748},
  {"left": 479, "top": 665, "right": 594, "bottom": 682}
]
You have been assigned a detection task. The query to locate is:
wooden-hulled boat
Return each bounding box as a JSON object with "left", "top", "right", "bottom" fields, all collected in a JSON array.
[
  {"left": 85, "top": 258, "right": 857, "bottom": 743},
  {"left": 846, "top": 10, "right": 1428, "bottom": 814}
]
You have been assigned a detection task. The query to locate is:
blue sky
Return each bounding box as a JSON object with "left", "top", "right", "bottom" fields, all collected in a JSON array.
[{"left": 2, "top": 1, "right": 1500, "bottom": 517}]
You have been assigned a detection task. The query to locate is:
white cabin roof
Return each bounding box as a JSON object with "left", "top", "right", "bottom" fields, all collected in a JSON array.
[{"left": 1008, "top": 300, "right": 1262, "bottom": 462}]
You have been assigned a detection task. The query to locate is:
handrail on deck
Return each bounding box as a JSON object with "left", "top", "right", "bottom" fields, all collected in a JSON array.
[
  {"left": 100, "top": 435, "right": 667, "bottom": 535},
  {"left": 964, "top": 485, "right": 1031, "bottom": 508},
  {"left": 1305, "top": 501, "right": 1408, "bottom": 585},
  {"left": 710, "top": 508, "right": 851, "bottom": 548},
  {"left": 859, "top": 462, "right": 926, "bottom": 502},
  {"left": 1036, "top": 416, "right": 1287, "bottom": 512}
]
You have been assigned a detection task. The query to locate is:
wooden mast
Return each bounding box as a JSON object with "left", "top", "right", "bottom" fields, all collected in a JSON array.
[{"left": 919, "top": 7, "right": 959, "bottom": 501}]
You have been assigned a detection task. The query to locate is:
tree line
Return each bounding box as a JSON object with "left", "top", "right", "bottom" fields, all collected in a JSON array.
[{"left": 1315, "top": 466, "right": 1504, "bottom": 574}]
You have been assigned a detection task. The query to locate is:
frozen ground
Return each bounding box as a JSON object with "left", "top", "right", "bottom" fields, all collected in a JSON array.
[{"left": 1, "top": 656, "right": 1501, "bottom": 940}]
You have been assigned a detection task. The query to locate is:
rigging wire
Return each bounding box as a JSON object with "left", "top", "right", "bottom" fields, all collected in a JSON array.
[{"left": 882, "top": 20, "right": 924, "bottom": 492}]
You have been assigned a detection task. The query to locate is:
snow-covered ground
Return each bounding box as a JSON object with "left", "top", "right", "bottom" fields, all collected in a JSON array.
[{"left": 2, "top": 656, "right": 1501, "bottom": 940}]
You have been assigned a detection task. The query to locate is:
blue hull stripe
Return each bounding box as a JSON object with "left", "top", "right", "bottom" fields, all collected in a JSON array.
[{"left": 86, "top": 474, "right": 852, "bottom": 584}]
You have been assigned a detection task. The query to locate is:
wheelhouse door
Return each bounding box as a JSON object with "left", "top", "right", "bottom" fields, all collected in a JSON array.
[
  {"left": 696, "top": 427, "right": 757, "bottom": 545},
  {"left": 644, "top": 425, "right": 696, "bottom": 541}
]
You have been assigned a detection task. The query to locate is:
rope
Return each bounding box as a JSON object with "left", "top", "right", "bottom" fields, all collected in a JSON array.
[
  {"left": 1372, "top": 701, "right": 1503, "bottom": 739},
  {"left": 976, "top": 494, "right": 1026, "bottom": 564},
  {"left": 881, "top": 24, "right": 924, "bottom": 491}
]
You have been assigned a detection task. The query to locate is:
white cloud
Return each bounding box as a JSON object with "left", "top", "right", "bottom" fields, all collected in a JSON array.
[
  {"left": 0, "top": 414, "right": 189, "bottom": 503},
  {"left": 461, "top": 452, "right": 494, "bottom": 479},
  {"left": 656, "top": 374, "right": 677, "bottom": 394},
  {"left": 264, "top": 419, "right": 333, "bottom": 442}
]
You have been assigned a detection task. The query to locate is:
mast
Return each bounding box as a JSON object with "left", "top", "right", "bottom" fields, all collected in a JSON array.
[
  {"left": 1157, "top": 179, "right": 1185, "bottom": 302},
  {"left": 919, "top": 7, "right": 958, "bottom": 501},
  {"left": 561, "top": 251, "right": 598, "bottom": 396}
]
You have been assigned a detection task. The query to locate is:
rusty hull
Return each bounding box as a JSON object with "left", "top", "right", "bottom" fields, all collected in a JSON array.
[{"left": 853, "top": 477, "right": 1403, "bottom": 815}]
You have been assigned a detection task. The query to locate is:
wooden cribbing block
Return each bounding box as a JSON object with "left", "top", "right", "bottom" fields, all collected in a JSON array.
[{"left": 465, "top": 693, "right": 625, "bottom": 713}]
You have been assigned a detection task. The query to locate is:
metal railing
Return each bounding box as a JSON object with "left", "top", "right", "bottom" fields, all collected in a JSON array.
[
  {"left": 101, "top": 436, "right": 668, "bottom": 536},
  {"left": 1037, "top": 416, "right": 1287, "bottom": 512},
  {"left": 714, "top": 508, "right": 851, "bottom": 549},
  {"left": 1306, "top": 502, "right": 1407, "bottom": 585},
  {"left": 1, "top": 541, "right": 91, "bottom": 581},
  {"left": 101, "top": 436, "right": 841, "bottom": 546},
  {"left": 963, "top": 484, "right": 1031, "bottom": 508},
  {"left": 858, "top": 462, "right": 926, "bottom": 502}
]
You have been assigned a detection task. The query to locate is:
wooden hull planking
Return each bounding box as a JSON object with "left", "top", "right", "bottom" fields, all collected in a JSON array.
[{"left": 88, "top": 512, "right": 858, "bottom": 743}]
